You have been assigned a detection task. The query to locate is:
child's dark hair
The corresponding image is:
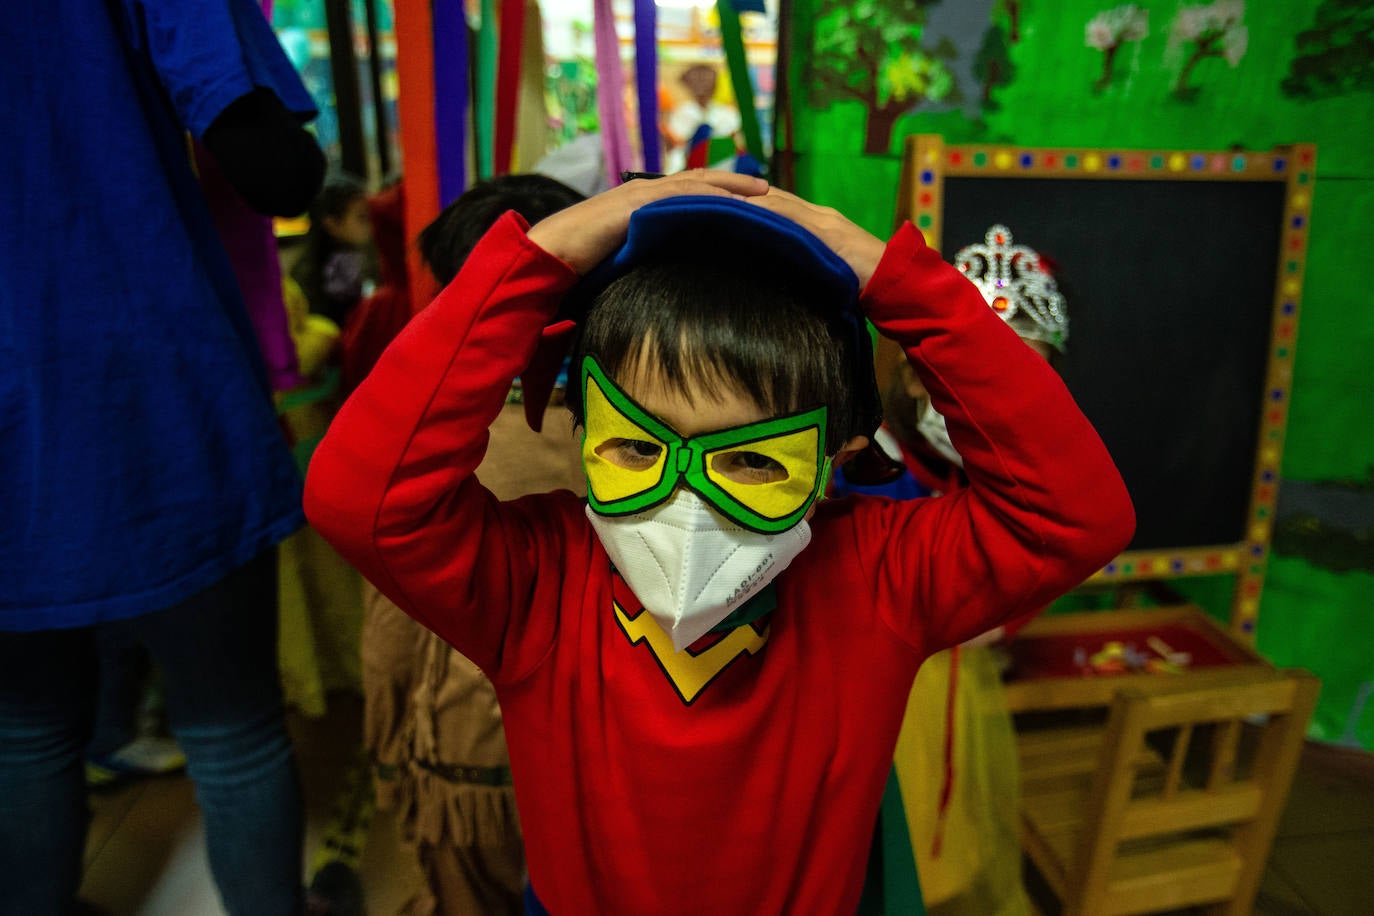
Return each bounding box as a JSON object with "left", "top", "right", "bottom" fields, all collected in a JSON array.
[
  {"left": 291, "top": 172, "right": 369, "bottom": 317},
  {"left": 419, "top": 174, "right": 586, "bottom": 286},
  {"left": 566, "top": 250, "right": 859, "bottom": 454},
  {"left": 306, "top": 172, "right": 369, "bottom": 232}
]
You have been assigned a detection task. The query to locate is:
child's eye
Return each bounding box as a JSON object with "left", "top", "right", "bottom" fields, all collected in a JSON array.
[
  {"left": 712, "top": 451, "right": 788, "bottom": 484},
  {"left": 596, "top": 438, "right": 663, "bottom": 470}
]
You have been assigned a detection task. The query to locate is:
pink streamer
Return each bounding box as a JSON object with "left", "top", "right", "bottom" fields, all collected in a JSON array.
[{"left": 593, "top": 0, "right": 635, "bottom": 183}]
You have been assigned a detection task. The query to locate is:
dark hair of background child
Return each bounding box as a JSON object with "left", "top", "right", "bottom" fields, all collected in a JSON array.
[{"left": 418, "top": 174, "right": 586, "bottom": 287}]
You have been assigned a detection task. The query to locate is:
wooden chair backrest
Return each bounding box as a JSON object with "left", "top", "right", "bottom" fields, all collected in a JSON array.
[{"left": 1074, "top": 669, "right": 1319, "bottom": 914}]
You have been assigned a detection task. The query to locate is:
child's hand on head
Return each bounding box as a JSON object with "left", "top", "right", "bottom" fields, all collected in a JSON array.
[
  {"left": 526, "top": 170, "right": 768, "bottom": 275},
  {"left": 744, "top": 188, "right": 884, "bottom": 288}
]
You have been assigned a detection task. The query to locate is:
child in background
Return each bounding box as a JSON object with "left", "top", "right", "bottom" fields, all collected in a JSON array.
[
  {"left": 339, "top": 180, "right": 409, "bottom": 399},
  {"left": 663, "top": 65, "right": 742, "bottom": 173},
  {"left": 359, "top": 174, "right": 586, "bottom": 916},
  {"left": 274, "top": 273, "right": 361, "bottom": 719},
  {"left": 306, "top": 173, "right": 1133, "bottom": 914},
  {"left": 275, "top": 181, "right": 409, "bottom": 721},
  {"left": 836, "top": 223, "right": 1069, "bottom": 915},
  {"left": 291, "top": 173, "right": 375, "bottom": 326},
  {"left": 278, "top": 189, "right": 405, "bottom": 916}
]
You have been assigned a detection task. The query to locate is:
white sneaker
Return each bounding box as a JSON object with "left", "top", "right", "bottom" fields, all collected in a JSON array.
[{"left": 88, "top": 736, "right": 187, "bottom": 780}]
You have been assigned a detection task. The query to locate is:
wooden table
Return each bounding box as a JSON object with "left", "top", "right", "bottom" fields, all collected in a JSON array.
[{"left": 1002, "top": 605, "right": 1272, "bottom": 713}]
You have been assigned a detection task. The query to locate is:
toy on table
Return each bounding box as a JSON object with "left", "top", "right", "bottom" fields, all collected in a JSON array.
[
  {"left": 1078, "top": 635, "right": 1194, "bottom": 676},
  {"left": 1145, "top": 635, "right": 1192, "bottom": 674}
]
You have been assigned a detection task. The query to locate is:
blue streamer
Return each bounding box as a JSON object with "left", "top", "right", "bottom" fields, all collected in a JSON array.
[
  {"left": 433, "top": 0, "right": 469, "bottom": 205},
  {"left": 634, "top": 0, "right": 660, "bottom": 173}
]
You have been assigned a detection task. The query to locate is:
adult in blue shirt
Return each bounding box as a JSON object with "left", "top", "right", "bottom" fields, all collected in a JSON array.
[{"left": 0, "top": 2, "right": 325, "bottom": 913}]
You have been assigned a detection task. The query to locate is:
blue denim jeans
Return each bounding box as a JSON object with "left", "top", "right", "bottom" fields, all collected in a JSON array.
[{"left": 0, "top": 550, "right": 303, "bottom": 916}]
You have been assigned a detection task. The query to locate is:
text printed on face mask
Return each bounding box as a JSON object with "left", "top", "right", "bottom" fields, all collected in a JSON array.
[{"left": 726, "top": 553, "right": 776, "bottom": 608}]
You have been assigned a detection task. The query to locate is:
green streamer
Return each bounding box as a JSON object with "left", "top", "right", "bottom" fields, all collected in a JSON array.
[
  {"left": 477, "top": 0, "right": 498, "bottom": 179},
  {"left": 716, "top": 0, "right": 764, "bottom": 164}
]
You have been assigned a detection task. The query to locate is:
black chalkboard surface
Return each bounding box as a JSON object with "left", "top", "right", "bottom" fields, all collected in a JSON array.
[{"left": 939, "top": 176, "right": 1286, "bottom": 551}]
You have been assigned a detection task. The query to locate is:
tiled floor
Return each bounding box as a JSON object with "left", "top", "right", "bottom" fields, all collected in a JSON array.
[{"left": 79, "top": 699, "right": 1374, "bottom": 915}]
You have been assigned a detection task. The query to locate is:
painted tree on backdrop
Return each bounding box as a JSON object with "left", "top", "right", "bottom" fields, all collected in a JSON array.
[
  {"left": 1085, "top": 4, "right": 1149, "bottom": 93},
  {"left": 1281, "top": 0, "right": 1374, "bottom": 100},
  {"left": 994, "top": 0, "right": 1022, "bottom": 43},
  {"left": 809, "top": 0, "right": 956, "bottom": 155},
  {"left": 973, "top": 24, "right": 1014, "bottom": 110},
  {"left": 1168, "top": 1, "right": 1249, "bottom": 101}
]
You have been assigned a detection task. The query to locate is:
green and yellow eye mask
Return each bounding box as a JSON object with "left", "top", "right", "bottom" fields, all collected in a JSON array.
[{"left": 581, "top": 356, "right": 830, "bottom": 534}]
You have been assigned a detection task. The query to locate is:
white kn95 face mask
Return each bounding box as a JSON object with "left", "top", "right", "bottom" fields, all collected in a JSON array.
[{"left": 586, "top": 489, "right": 811, "bottom": 652}]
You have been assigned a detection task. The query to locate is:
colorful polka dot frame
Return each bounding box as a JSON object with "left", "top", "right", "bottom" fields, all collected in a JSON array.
[
  {"left": 934, "top": 146, "right": 1308, "bottom": 181},
  {"left": 905, "top": 138, "right": 1317, "bottom": 637}
]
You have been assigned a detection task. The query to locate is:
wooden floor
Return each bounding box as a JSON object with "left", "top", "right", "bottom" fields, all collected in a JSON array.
[
  {"left": 80, "top": 694, "right": 426, "bottom": 916},
  {"left": 1252, "top": 740, "right": 1374, "bottom": 916},
  {"left": 79, "top": 697, "right": 1374, "bottom": 915}
]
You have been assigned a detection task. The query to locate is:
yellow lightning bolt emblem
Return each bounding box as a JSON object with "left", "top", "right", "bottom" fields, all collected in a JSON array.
[{"left": 613, "top": 601, "right": 770, "bottom": 705}]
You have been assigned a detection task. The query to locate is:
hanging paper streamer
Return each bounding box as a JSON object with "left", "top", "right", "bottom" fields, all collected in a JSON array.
[
  {"left": 493, "top": 0, "right": 527, "bottom": 175},
  {"left": 394, "top": 0, "right": 440, "bottom": 311},
  {"left": 433, "top": 0, "right": 470, "bottom": 206},
  {"left": 772, "top": 0, "right": 795, "bottom": 189},
  {"left": 477, "top": 0, "right": 498, "bottom": 179},
  {"left": 594, "top": 0, "right": 635, "bottom": 183},
  {"left": 515, "top": 0, "right": 553, "bottom": 171},
  {"left": 716, "top": 0, "right": 765, "bottom": 166},
  {"left": 634, "top": 0, "right": 660, "bottom": 173}
]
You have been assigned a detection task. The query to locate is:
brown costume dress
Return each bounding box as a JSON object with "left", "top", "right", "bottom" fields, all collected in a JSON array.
[{"left": 362, "top": 402, "right": 585, "bottom": 915}]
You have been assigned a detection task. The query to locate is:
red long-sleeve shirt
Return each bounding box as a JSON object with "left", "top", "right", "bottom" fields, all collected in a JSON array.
[{"left": 305, "top": 212, "right": 1133, "bottom": 915}]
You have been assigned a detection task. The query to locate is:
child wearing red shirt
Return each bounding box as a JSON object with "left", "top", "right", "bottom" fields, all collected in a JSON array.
[{"left": 306, "top": 172, "right": 1133, "bottom": 914}]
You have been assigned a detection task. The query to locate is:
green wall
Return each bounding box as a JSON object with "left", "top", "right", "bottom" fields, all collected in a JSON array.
[{"left": 792, "top": 0, "right": 1374, "bottom": 747}]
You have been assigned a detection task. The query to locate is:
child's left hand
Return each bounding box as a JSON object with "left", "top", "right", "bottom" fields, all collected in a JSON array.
[
  {"left": 744, "top": 187, "right": 885, "bottom": 288},
  {"left": 527, "top": 170, "right": 769, "bottom": 275}
]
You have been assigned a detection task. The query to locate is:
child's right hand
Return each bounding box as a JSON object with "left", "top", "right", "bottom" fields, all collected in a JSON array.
[
  {"left": 526, "top": 170, "right": 769, "bottom": 275},
  {"left": 744, "top": 187, "right": 885, "bottom": 288}
]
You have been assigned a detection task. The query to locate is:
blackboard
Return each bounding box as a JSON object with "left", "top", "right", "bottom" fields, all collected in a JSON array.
[{"left": 939, "top": 176, "right": 1286, "bottom": 551}]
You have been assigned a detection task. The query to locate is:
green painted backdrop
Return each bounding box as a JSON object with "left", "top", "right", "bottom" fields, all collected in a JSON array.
[{"left": 790, "top": 0, "right": 1374, "bottom": 747}]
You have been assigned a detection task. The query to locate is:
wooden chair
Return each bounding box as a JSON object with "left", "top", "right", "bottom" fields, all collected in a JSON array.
[
  {"left": 1019, "top": 669, "right": 1319, "bottom": 916},
  {"left": 1019, "top": 721, "right": 1166, "bottom": 785}
]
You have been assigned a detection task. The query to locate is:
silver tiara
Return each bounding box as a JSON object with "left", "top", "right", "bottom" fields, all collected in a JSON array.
[{"left": 954, "top": 225, "right": 1068, "bottom": 352}]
